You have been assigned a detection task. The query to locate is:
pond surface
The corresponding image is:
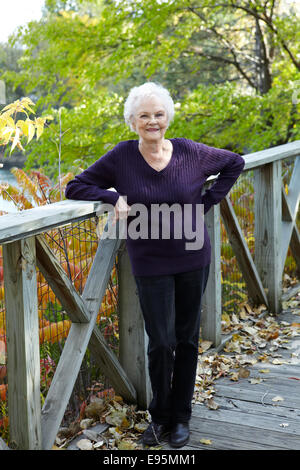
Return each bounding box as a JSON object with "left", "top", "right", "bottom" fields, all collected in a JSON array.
[{"left": 0, "top": 167, "right": 18, "bottom": 213}]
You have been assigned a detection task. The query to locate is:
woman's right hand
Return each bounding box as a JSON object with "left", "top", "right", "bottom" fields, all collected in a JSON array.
[{"left": 112, "top": 195, "right": 131, "bottom": 225}]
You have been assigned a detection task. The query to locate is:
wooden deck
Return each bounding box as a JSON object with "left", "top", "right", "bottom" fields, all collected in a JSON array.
[{"left": 162, "top": 294, "right": 300, "bottom": 451}]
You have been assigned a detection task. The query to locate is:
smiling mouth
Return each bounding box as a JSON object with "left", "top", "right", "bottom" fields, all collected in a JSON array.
[{"left": 147, "top": 128, "right": 160, "bottom": 132}]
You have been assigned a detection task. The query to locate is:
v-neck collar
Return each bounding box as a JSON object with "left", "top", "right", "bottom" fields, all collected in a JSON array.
[{"left": 136, "top": 139, "right": 176, "bottom": 175}]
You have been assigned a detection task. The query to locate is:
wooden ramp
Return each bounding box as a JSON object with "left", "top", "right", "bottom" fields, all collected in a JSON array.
[{"left": 163, "top": 303, "right": 300, "bottom": 451}]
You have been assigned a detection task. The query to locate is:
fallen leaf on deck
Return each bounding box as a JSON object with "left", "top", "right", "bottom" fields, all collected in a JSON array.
[
  {"left": 272, "top": 359, "right": 288, "bottom": 365},
  {"left": 249, "top": 378, "right": 263, "bottom": 384},
  {"left": 200, "top": 438, "right": 212, "bottom": 445},
  {"left": 206, "top": 398, "right": 219, "bottom": 410},
  {"left": 238, "top": 367, "right": 250, "bottom": 378},
  {"left": 199, "top": 340, "right": 213, "bottom": 352},
  {"left": 230, "top": 372, "right": 239, "bottom": 381},
  {"left": 76, "top": 438, "right": 93, "bottom": 450},
  {"left": 118, "top": 440, "right": 137, "bottom": 450},
  {"left": 272, "top": 396, "right": 284, "bottom": 402}
]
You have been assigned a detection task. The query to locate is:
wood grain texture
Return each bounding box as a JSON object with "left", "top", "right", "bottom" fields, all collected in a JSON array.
[{"left": 2, "top": 237, "right": 42, "bottom": 450}]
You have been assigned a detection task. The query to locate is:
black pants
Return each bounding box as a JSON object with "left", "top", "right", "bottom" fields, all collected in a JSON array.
[{"left": 134, "top": 264, "right": 210, "bottom": 425}]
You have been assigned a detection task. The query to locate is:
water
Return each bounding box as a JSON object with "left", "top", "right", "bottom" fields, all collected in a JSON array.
[{"left": 0, "top": 167, "right": 18, "bottom": 213}]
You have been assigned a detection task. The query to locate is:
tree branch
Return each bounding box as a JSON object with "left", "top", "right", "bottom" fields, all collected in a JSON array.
[{"left": 187, "top": 5, "right": 257, "bottom": 89}]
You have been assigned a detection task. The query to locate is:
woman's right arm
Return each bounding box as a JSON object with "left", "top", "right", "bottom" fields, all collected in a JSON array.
[
  {"left": 65, "top": 148, "right": 120, "bottom": 206},
  {"left": 65, "top": 147, "right": 131, "bottom": 223}
]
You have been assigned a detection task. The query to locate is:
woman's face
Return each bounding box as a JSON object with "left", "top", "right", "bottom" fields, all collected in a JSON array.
[{"left": 131, "top": 95, "right": 169, "bottom": 143}]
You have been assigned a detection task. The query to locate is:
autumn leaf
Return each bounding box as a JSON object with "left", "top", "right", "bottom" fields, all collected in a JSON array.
[
  {"left": 206, "top": 398, "right": 219, "bottom": 410},
  {"left": 118, "top": 440, "right": 137, "bottom": 450},
  {"left": 238, "top": 367, "right": 250, "bottom": 378},
  {"left": 249, "top": 378, "right": 263, "bottom": 384},
  {"left": 272, "top": 396, "right": 284, "bottom": 402},
  {"left": 200, "top": 438, "right": 212, "bottom": 445}
]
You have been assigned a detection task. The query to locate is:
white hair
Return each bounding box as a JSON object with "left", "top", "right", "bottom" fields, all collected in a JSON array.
[{"left": 124, "top": 82, "right": 175, "bottom": 132}]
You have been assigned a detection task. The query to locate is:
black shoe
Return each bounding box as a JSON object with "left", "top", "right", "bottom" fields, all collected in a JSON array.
[
  {"left": 142, "top": 422, "right": 171, "bottom": 446},
  {"left": 169, "top": 422, "right": 190, "bottom": 448}
]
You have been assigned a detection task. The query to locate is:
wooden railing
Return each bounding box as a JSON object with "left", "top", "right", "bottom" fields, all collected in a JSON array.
[{"left": 0, "top": 140, "right": 299, "bottom": 450}]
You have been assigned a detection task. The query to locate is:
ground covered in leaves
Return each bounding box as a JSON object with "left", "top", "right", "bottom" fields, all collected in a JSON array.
[{"left": 55, "top": 290, "right": 300, "bottom": 451}]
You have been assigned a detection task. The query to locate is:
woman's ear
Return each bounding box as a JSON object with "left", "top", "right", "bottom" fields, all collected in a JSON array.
[{"left": 130, "top": 117, "right": 136, "bottom": 132}]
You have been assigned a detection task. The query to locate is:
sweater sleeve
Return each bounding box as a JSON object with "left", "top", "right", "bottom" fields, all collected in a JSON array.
[
  {"left": 65, "top": 147, "right": 120, "bottom": 206},
  {"left": 198, "top": 143, "right": 245, "bottom": 214}
]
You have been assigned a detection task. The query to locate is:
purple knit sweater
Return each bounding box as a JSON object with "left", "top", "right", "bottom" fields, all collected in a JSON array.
[{"left": 65, "top": 138, "right": 245, "bottom": 276}]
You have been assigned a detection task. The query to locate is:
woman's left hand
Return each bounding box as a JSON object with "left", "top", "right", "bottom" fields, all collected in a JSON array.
[{"left": 112, "top": 195, "right": 131, "bottom": 226}]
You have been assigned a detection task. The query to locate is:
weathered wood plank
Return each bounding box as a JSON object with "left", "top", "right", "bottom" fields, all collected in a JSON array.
[
  {"left": 118, "top": 240, "right": 152, "bottom": 410},
  {"left": 0, "top": 437, "right": 10, "bottom": 450},
  {"left": 0, "top": 199, "right": 106, "bottom": 244},
  {"left": 188, "top": 415, "right": 300, "bottom": 449},
  {"left": 201, "top": 205, "right": 221, "bottom": 347},
  {"left": 202, "top": 393, "right": 300, "bottom": 421},
  {"left": 220, "top": 195, "right": 268, "bottom": 306},
  {"left": 2, "top": 237, "right": 42, "bottom": 450},
  {"left": 254, "top": 161, "right": 282, "bottom": 313},
  {"left": 242, "top": 140, "right": 300, "bottom": 171},
  {"left": 214, "top": 382, "right": 300, "bottom": 410},
  {"left": 290, "top": 223, "right": 300, "bottom": 272},
  {"left": 281, "top": 156, "right": 300, "bottom": 272},
  {"left": 35, "top": 234, "right": 90, "bottom": 323},
  {"left": 192, "top": 400, "right": 300, "bottom": 434},
  {"left": 41, "top": 221, "right": 136, "bottom": 450}
]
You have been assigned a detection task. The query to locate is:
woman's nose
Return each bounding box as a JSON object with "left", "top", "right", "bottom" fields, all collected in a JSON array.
[{"left": 149, "top": 114, "right": 157, "bottom": 123}]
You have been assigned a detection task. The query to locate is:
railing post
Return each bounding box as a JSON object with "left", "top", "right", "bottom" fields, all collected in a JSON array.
[
  {"left": 117, "top": 241, "right": 151, "bottom": 410},
  {"left": 2, "top": 236, "right": 42, "bottom": 450},
  {"left": 201, "top": 205, "right": 222, "bottom": 347},
  {"left": 254, "top": 161, "right": 282, "bottom": 313}
]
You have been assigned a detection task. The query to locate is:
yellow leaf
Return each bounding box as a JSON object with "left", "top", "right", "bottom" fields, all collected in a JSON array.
[
  {"left": 35, "top": 121, "right": 44, "bottom": 140},
  {"left": 16, "top": 119, "right": 29, "bottom": 136},
  {"left": 26, "top": 120, "right": 35, "bottom": 143},
  {"left": 200, "top": 438, "right": 212, "bottom": 445}
]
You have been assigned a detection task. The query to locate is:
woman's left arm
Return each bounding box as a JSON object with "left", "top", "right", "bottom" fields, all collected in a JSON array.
[{"left": 200, "top": 146, "right": 245, "bottom": 214}]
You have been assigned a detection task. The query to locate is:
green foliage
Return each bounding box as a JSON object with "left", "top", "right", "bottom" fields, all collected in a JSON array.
[{"left": 0, "top": 0, "right": 299, "bottom": 175}]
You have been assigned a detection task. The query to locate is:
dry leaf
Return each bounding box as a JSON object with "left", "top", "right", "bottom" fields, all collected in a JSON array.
[
  {"left": 243, "top": 325, "right": 258, "bottom": 336},
  {"left": 238, "top": 367, "right": 250, "bottom": 378},
  {"left": 93, "top": 440, "right": 104, "bottom": 449},
  {"left": 249, "top": 378, "right": 263, "bottom": 384},
  {"left": 200, "top": 340, "right": 213, "bottom": 352},
  {"left": 76, "top": 438, "right": 93, "bottom": 450},
  {"left": 118, "top": 440, "right": 137, "bottom": 450},
  {"left": 230, "top": 372, "right": 239, "bottom": 381},
  {"left": 80, "top": 418, "right": 94, "bottom": 430},
  {"left": 200, "top": 438, "right": 212, "bottom": 445},
  {"left": 206, "top": 398, "right": 219, "bottom": 410},
  {"left": 134, "top": 422, "right": 148, "bottom": 433},
  {"left": 272, "top": 395, "right": 284, "bottom": 402},
  {"left": 272, "top": 359, "right": 288, "bottom": 365}
]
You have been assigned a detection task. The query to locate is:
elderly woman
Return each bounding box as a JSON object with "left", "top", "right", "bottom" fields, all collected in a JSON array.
[{"left": 65, "top": 82, "right": 245, "bottom": 448}]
